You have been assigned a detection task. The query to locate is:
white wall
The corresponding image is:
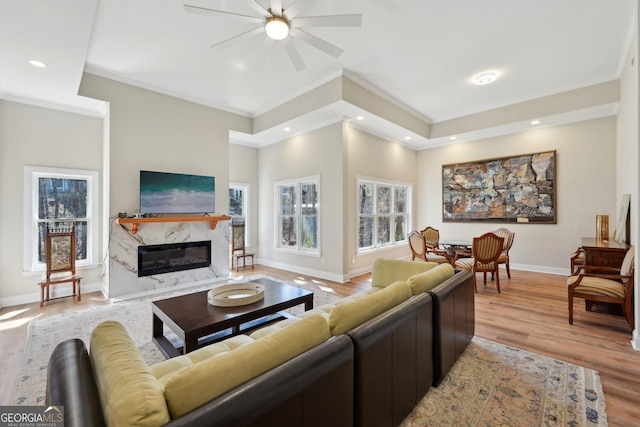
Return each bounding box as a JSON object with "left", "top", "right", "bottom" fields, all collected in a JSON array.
[
  {"left": 0, "top": 100, "right": 104, "bottom": 303},
  {"left": 417, "top": 117, "right": 617, "bottom": 274}
]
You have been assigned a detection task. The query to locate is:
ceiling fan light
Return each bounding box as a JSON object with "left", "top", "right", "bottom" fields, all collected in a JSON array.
[{"left": 265, "top": 16, "right": 289, "bottom": 40}]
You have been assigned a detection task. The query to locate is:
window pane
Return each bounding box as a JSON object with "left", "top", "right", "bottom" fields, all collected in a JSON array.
[
  {"left": 301, "top": 183, "right": 318, "bottom": 215},
  {"left": 280, "top": 216, "right": 297, "bottom": 246},
  {"left": 394, "top": 215, "right": 407, "bottom": 242},
  {"left": 358, "top": 183, "right": 374, "bottom": 214},
  {"left": 228, "top": 188, "right": 244, "bottom": 217},
  {"left": 38, "top": 178, "right": 87, "bottom": 219},
  {"left": 377, "top": 185, "right": 391, "bottom": 214},
  {"left": 358, "top": 216, "right": 374, "bottom": 248},
  {"left": 300, "top": 216, "right": 317, "bottom": 249},
  {"left": 280, "top": 186, "right": 296, "bottom": 215},
  {"left": 377, "top": 216, "right": 391, "bottom": 245},
  {"left": 394, "top": 187, "right": 407, "bottom": 214}
]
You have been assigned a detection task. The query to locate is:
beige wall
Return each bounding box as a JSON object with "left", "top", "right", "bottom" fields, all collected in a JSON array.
[
  {"left": 0, "top": 100, "right": 103, "bottom": 302},
  {"left": 617, "top": 6, "right": 639, "bottom": 346},
  {"left": 417, "top": 117, "right": 617, "bottom": 273},
  {"left": 258, "top": 122, "right": 346, "bottom": 281},
  {"left": 229, "top": 144, "right": 259, "bottom": 251}
]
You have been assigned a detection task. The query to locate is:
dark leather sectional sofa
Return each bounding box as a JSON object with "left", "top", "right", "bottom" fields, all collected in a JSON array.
[{"left": 46, "top": 268, "right": 474, "bottom": 427}]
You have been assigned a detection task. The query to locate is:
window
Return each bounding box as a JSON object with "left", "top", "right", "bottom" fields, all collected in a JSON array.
[
  {"left": 276, "top": 176, "right": 320, "bottom": 254},
  {"left": 24, "top": 166, "right": 99, "bottom": 272},
  {"left": 229, "top": 183, "right": 250, "bottom": 245},
  {"left": 357, "top": 178, "right": 410, "bottom": 252}
]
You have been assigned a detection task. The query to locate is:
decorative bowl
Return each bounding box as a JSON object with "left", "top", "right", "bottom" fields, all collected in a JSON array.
[{"left": 207, "top": 282, "right": 265, "bottom": 307}]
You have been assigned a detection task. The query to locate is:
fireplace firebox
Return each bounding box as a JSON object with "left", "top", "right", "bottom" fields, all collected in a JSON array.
[{"left": 138, "top": 241, "right": 211, "bottom": 277}]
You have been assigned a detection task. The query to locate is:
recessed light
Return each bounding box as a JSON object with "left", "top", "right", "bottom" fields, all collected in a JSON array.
[
  {"left": 284, "top": 127, "right": 291, "bottom": 132},
  {"left": 404, "top": 136, "right": 411, "bottom": 141},
  {"left": 531, "top": 120, "right": 540, "bottom": 125},
  {"left": 473, "top": 71, "right": 498, "bottom": 85},
  {"left": 356, "top": 115, "right": 364, "bottom": 121},
  {"left": 450, "top": 136, "right": 457, "bottom": 141},
  {"left": 28, "top": 59, "right": 47, "bottom": 68}
]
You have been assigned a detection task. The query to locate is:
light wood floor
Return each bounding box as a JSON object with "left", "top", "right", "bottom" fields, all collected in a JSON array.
[{"left": 1, "top": 265, "right": 638, "bottom": 425}]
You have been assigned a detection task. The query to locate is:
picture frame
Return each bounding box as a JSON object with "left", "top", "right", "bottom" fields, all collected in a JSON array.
[{"left": 442, "top": 150, "right": 556, "bottom": 223}]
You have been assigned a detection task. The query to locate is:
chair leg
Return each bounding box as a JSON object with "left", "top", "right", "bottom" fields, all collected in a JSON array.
[
  {"left": 76, "top": 279, "right": 81, "bottom": 302},
  {"left": 495, "top": 268, "right": 501, "bottom": 293},
  {"left": 505, "top": 261, "right": 511, "bottom": 279},
  {"left": 568, "top": 292, "right": 574, "bottom": 325},
  {"left": 483, "top": 272, "right": 487, "bottom": 284}
]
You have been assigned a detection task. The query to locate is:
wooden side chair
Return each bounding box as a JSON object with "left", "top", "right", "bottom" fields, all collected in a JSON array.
[
  {"left": 38, "top": 222, "right": 82, "bottom": 307},
  {"left": 493, "top": 227, "right": 515, "bottom": 279},
  {"left": 569, "top": 248, "right": 585, "bottom": 275},
  {"left": 231, "top": 218, "right": 254, "bottom": 272},
  {"left": 567, "top": 246, "right": 635, "bottom": 329},
  {"left": 454, "top": 232, "right": 505, "bottom": 293},
  {"left": 408, "top": 230, "right": 449, "bottom": 264}
]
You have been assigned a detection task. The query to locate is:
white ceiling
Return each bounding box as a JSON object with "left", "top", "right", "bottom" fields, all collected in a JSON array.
[{"left": 0, "top": 0, "right": 635, "bottom": 148}]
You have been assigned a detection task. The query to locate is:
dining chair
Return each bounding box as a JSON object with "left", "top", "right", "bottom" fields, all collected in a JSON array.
[
  {"left": 408, "top": 230, "right": 449, "bottom": 264},
  {"left": 492, "top": 227, "right": 515, "bottom": 279},
  {"left": 569, "top": 247, "right": 585, "bottom": 275},
  {"left": 454, "top": 232, "right": 505, "bottom": 293},
  {"left": 567, "top": 246, "right": 635, "bottom": 329}
]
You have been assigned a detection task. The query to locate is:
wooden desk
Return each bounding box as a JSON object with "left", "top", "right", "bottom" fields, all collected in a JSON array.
[{"left": 581, "top": 237, "right": 631, "bottom": 270}]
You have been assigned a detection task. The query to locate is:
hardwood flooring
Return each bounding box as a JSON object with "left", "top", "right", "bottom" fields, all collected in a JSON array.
[{"left": 1, "top": 265, "right": 638, "bottom": 425}]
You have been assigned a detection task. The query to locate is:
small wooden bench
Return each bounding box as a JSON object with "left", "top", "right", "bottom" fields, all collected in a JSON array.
[{"left": 39, "top": 275, "right": 82, "bottom": 307}]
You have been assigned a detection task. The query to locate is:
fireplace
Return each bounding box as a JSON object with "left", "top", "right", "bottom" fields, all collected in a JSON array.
[{"left": 138, "top": 241, "right": 211, "bottom": 277}]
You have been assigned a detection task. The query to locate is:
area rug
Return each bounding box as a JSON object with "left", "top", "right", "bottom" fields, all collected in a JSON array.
[
  {"left": 400, "top": 337, "right": 607, "bottom": 427},
  {"left": 11, "top": 274, "right": 339, "bottom": 405}
]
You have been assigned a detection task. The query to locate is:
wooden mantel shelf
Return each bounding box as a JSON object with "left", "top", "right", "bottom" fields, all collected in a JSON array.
[{"left": 116, "top": 215, "right": 231, "bottom": 234}]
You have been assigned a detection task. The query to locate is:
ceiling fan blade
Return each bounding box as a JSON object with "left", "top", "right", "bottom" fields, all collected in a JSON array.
[
  {"left": 289, "top": 28, "right": 343, "bottom": 58},
  {"left": 248, "top": 0, "right": 271, "bottom": 19},
  {"left": 270, "top": 0, "right": 282, "bottom": 16},
  {"left": 282, "top": 0, "right": 302, "bottom": 20},
  {"left": 291, "top": 14, "right": 362, "bottom": 28},
  {"left": 184, "top": 5, "right": 264, "bottom": 25},
  {"left": 282, "top": 37, "right": 305, "bottom": 71},
  {"left": 209, "top": 26, "right": 264, "bottom": 49}
]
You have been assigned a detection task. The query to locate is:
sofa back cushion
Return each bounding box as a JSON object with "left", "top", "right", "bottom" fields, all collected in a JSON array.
[
  {"left": 371, "top": 258, "right": 439, "bottom": 288},
  {"left": 90, "top": 321, "right": 170, "bottom": 427},
  {"left": 162, "top": 314, "right": 331, "bottom": 418},
  {"left": 329, "top": 280, "right": 412, "bottom": 335},
  {"left": 407, "top": 263, "right": 455, "bottom": 294}
]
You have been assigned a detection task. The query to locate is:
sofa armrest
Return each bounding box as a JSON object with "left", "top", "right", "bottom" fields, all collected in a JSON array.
[
  {"left": 165, "top": 335, "right": 354, "bottom": 427},
  {"left": 429, "top": 269, "right": 475, "bottom": 386},
  {"left": 46, "top": 339, "right": 106, "bottom": 427},
  {"left": 347, "top": 293, "right": 433, "bottom": 427}
]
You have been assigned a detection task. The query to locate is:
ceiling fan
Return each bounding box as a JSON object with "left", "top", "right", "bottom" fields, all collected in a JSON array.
[{"left": 184, "top": 0, "right": 362, "bottom": 71}]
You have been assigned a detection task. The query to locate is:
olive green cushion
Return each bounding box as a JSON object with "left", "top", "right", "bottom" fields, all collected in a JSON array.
[
  {"left": 370, "top": 258, "right": 439, "bottom": 288},
  {"left": 162, "top": 314, "right": 330, "bottom": 418},
  {"left": 90, "top": 321, "right": 170, "bottom": 427},
  {"left": 407, "top": 263, "right": 455, "bottom": 294},
  {"left": 328, "top": 280, "right": 412, "bottom": 335}
]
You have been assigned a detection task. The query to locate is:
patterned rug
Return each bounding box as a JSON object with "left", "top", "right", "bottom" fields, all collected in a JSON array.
[
  {"left": 400, "top": 337, "right": 607, "bottom": 427},
  {"left": 13, "top": 281, "right": 607, "bottom": 427},
  {"left": 11, "top": 274, "right": 339, "bottom": 405}
]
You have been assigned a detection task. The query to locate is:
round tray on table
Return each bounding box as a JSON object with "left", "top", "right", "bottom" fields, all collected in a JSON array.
[{"left": 207, "top": 282, "right": 265, "bottom": 307}]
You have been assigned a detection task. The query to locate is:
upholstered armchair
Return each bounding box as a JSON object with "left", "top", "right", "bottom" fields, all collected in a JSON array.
[
  {"left": 567, "top": 246, "right": 635, "bottom": 329},
  {"left": 454, "top": 232, "right": 505, "bottom": 293},
  {"left": 492, "top": 227, "right": 515, "bottom": 279},
  {"left": 408, "top": 231, "right": 449, "bottom": 264}
]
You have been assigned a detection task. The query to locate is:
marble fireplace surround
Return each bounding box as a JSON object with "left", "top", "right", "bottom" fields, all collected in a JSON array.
[{"left": 109, "top": 219, "right": 230, "bottom": 298}]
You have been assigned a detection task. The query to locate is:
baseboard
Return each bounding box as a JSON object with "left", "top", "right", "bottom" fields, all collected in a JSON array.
[
  {"left": 631, "top": 329, "right": 640, "bottom": 350},
  {"left": 509, "top": 263, "right": 569, "bottom": 276},
  {"left": 257, "top": 258, "right": 350, "bottom": 283}
]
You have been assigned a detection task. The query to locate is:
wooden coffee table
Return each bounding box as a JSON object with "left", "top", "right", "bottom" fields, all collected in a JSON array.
[{"left": 151, "top": 277, "right": 314, "bottom": 358}]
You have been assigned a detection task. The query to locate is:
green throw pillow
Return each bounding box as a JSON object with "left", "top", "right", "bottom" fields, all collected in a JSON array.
[{"left": 407, "top": 263, "right": 455, "bottom": 294}]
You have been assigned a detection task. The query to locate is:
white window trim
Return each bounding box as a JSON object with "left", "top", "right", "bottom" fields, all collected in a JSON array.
[
  {"left": 229, "top": 182, "right": 251, "bottom": 247},
  {"left": 274, "top": 175, "right": 321, "bottom": 256},
  {"left": 356, "top": 175, "right": 412, "bottom": 254},
  {"left": 23, "top": 166, "right": 100, "bottom": 273}
]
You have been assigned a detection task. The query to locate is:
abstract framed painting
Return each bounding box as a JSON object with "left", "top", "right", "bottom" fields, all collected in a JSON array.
[{"left": 442, "top": 150, "right": 556, "bottom": 223}]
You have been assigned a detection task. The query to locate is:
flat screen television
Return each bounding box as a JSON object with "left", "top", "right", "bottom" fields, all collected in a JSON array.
[{"left": 140, "top": 170, "right": 215, "bottom": 214}]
